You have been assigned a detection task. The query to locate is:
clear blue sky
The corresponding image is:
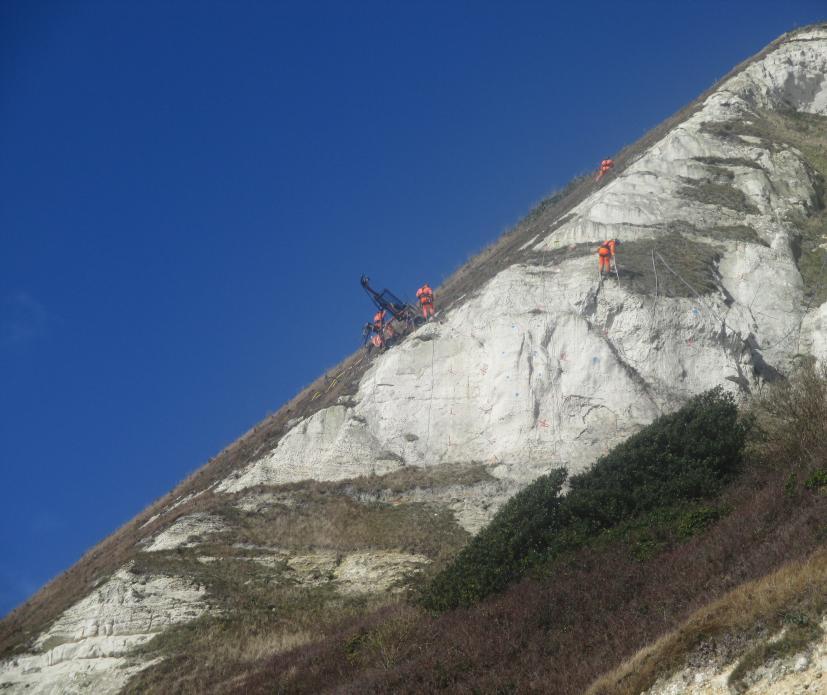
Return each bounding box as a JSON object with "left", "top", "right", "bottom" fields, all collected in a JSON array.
[{"left": 1, "top": 1, "right": 823, "bottom": 617}]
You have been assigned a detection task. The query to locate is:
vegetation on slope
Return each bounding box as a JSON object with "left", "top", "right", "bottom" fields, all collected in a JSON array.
[
  {"left": 421, "top": 388, "right": 748, "bottom": 610},
  {"left": 589, "top": 366, "right": 827, "bottom": 694},
  {"left": 121, "top": 464, "right": 482, "bottom": 693},
  {"left": 216, "top": 365, "right": 827, "bottom": 695}
]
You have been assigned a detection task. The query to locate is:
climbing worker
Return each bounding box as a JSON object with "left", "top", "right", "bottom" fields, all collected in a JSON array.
[
  {"left": 368, "top": 331, "right": 384, "bottom": 353},
  {"left": 363, "top": 322, "right": 385, "bottom": 354},
  {"left": 597, "top": 239, "right": 620, "bottom": 278},
  {"left": 373, "top": 309, "right": 387, "bottom": 332},
  {"left": 416, "top": 282, "right": 435, "bottom": 320},
  {"left": 595, "top": 158, "right": 614, "bottom": 182},
  {"left": 382, "top": 320, "right": 396, "bottom": 349},
  {"left": 362, "top": 321, "right": 375, "bottom": 347}
]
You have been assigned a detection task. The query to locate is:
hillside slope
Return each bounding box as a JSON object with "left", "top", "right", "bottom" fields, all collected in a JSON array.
[
  {"left": 1, "top": 24, "right": 826, "bottom": 694},
  {"left": 212, "top": 367, "right": 827, "bottom": 694}
]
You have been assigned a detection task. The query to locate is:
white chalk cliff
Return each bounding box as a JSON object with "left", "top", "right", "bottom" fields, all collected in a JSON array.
[
  {"left": 219, "top": 27, "right": 827, "bottom": 492},
  {"left": 2, "top": 25, "right": 826, "bottom": 694}
]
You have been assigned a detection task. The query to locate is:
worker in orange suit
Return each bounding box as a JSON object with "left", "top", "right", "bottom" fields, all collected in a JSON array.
[
  {"left": 597, "top": 239, "right": 620, "bottom": 277},
  {"left": 373, "top": 309, "right": 387, "bottom": 332},
  {"left": 595, "top": 158, "right": 614, "bottom": 182},
  {"left": 416, "top": 283, "right": 435, "bottom": 320}
]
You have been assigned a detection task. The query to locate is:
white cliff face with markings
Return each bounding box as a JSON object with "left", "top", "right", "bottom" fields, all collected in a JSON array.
[
  {"left": 4, "top": 27, "right": 827, "bottom": 695},
  {"left": 219, "top": 27, "right": 827, "bottom": 494}
]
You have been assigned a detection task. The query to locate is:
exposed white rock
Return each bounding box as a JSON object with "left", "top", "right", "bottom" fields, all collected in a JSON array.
[
  {"left": 142, "top": 512, "right": 226, "bottom": 552},
  {"left": 725, "top": 27, "right": 827, "bottom": 115},
  {"left": 218, "top": 28, "right": 827, "bottom": 497},
  {"left": 235, "top": 490, "right": 299, "bottom": 513},
  {"left": 191, "top": 550, "right": 429, "bottom": 594},
  {"left": 286, "top": 551, "right": 340, "bottom": 585},
  {"left": 334, "top": 551, "right": 430, "bottom": 594},
  {"left": 0, "top": 567, "right": 206, "bottom": 695},
  {"left": 801, "top": 302, "right": 827, "bottom": 365},
  {"left": 644, "top": 615, "right": 827, "bottom": 695},
  {"left": 138, "top": 512, "right": 160, "bottom": 529},
  {"left": 349, "top": 478, "right": 520, "bottom": 534}
]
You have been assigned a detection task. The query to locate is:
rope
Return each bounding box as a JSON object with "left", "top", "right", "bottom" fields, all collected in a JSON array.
[
  {"left": 426, "top": 335, "right": 435, "bottom": 448},
  {"left": 651, "top": 248, "right": 659, "bottom": 297},
  {"left": 655, "top": 251, "right": 730, "bottom": 329}
]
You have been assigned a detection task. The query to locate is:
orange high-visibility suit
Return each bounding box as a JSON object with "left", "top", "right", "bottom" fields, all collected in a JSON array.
[
  {"left": 416, "top": 284, "right": 435, "bottom": 319},
  {"left": 595, "top": 158, "right": 614, "bottom": 182},
  {"left": 598, "top": 239, "right": 617, "bottom": 274},
  {"left": 373, "top": 310, "right": 387, "bottom": 331}
]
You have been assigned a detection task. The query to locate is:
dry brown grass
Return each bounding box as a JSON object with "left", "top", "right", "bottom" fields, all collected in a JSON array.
[
  {"left": 220, "top": 493, "right": 469, "bottom": 561},
  {"left": 123, "top": 586, "right": 393, "bottom": 694},
  {"left": 220, "top": 365, "right": 827, "bottom": 694},
  {"left": 680, "top": 180, "right": 761, "bottom": 214},
  {"left": 748, "top": 361, "right": 827, "bottom": 475},
  {"left": 270, "top": 461, "right": 495, "bottom": 498},
  {"left": 584, "top": 548, "right": 827, "bottom": 695},
  {"left": 584, "top": 364, "right": 827, "bottom": 694}
]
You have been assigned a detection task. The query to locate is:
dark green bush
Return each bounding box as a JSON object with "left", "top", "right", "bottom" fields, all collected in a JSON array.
[
  {"left": 563, "top": 388, "right": 746, "bottom": 531},
  {"left": 421, "top": 388, "right": 748, "bottom": 610},
  {"left": 420, "top": 470, "right": 566, "bottom": 611}
]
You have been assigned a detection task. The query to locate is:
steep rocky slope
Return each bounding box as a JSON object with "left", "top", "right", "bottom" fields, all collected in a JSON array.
[{"left": 1, "top": 24, "right": 826, "bottom": 694}]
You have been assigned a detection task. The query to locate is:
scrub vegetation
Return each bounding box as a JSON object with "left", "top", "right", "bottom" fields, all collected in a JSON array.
[
  {"left": 523, "top": 233, "right": 724, "bottom": 298},
  {"left": 420, "top": 388, "right": 747, "bottom": 610},
  {"left": 679, "top": 179, "right": 761, "bottom": 215},
  {"left": 211, "top": 364, "right": 827, "bottom": 695}
]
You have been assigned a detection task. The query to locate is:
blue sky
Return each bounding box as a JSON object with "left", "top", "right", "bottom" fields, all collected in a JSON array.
[{"left": 0, "top": 1, "right": 823, "bottom": 617}]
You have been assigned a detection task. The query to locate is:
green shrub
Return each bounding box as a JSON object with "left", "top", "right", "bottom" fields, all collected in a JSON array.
[
  {"left": 563, "top": 388, "right": 746, "bottom": 531},
  {"left": 804, "top": 469, "right": 827, "bottom": 492},
  {"left": 421, "top": 388, "right": 748, "bottom": 610},
  {"left": 420, "top": 470, "right": 566, "bottom": 611},
  {"left": 676, "top": 505, "right": 726, "bottom": 538}
]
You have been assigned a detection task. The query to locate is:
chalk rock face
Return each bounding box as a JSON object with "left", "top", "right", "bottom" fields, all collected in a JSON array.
[
  {"left": 725, "top": 30, "right": 827, "bottom": 114},
  {"left": 0, "top": 567, "right": 206, "bottom": 694},
  {"left": 334, "top": 551, "right": 430, "bottom": 594},
  {"left": 219, "top": 27, "right": 827, "bottom": 496},
  {"left": 143, "top": 512, "right": 226, "bottom": 551}
]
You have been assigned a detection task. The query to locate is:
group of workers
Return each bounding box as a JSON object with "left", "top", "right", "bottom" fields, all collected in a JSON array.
[
  {"left": 362, "top": 159, "right": 619, "bottom": 353},
  {"left": 595, "top": 158, "right": 620, "bottom": 277},
  {"left": 363, "top": 282, "right": 435, "bottom": 353}
]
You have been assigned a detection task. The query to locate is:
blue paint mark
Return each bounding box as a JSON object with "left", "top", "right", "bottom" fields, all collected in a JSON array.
[
  {"left": 692, "top": 308, "right": 700, "bottom": 317},
  {"left": 592, "top": 356, "right": 600, "bottom": 365}
]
